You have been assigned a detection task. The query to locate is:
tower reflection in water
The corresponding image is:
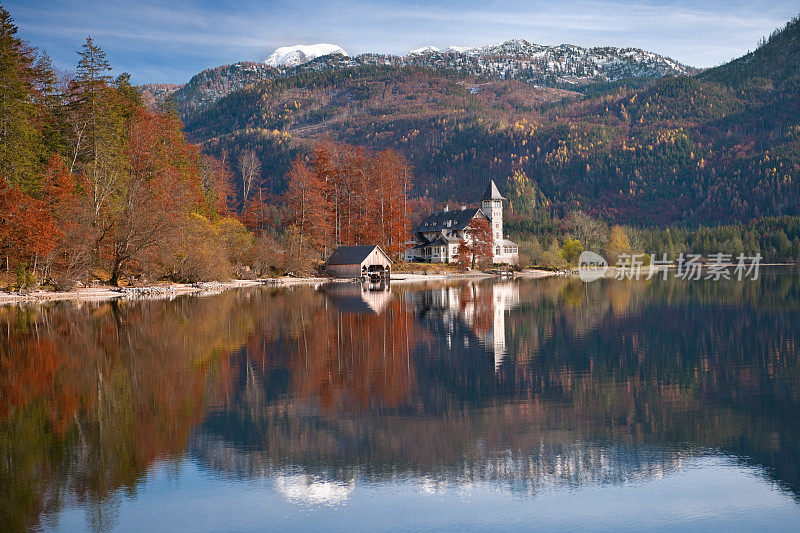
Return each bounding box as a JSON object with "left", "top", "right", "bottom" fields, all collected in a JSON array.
[{"left": 3, "top": 272, "right": 800, "bottom": 529}]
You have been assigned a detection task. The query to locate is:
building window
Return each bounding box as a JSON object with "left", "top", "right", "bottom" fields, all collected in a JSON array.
[{"left": 496, "top": 247, "right": 500, "bottom": 255}]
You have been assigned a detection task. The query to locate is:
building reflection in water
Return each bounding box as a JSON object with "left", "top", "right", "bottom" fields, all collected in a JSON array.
[
  {"left": 322, "top": 280, "right": 392, "bottom": 315},
  {"left": 2, "top": 271, "right": 800, "bottom": 529},
  {"left": 405, "top": 280, "right": 520, "bottom": 370}
]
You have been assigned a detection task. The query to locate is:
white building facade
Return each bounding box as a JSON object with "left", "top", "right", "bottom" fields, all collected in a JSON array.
[{"left": 406, "top": 180, "right": 518, "bottom": 264}]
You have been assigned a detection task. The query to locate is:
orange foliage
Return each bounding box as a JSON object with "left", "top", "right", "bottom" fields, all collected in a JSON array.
[
  {"left": 290, "top": 298, "right": 417, "bottom": 411},
  {"left": 0, "top": 177, "right": 58, "bottom": 266},
  {"left": 457, "top": 216, "right": 494, "bottom": 268},
  {"left": 285, "top": 141, "right": 412, "bottom": 259}
]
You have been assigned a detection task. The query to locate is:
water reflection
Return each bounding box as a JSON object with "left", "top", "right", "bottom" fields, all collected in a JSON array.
[{"left": 1, "top": 270, "right": 800, "bottom": 530}]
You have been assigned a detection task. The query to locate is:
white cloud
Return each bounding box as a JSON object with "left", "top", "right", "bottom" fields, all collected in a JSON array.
[{"left": 5, "top": 0, "right": 798, "bottom": 82}]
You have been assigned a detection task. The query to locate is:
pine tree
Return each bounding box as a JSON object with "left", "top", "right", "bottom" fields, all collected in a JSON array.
[
  {"left": 68, "top": 37, "right": 128, "bottom": 231},
  {"left": 0, "top": 6, "right": 48, "bottom": 193}
]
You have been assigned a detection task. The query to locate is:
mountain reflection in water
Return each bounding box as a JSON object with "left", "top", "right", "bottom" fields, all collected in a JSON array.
[{"left": 2, "top": 271, "right": 800, "bottom": 530}]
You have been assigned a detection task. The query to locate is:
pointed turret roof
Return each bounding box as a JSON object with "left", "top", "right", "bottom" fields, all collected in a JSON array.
[{"left": 482, "top": 179, "right": 505, "bottom": 201}]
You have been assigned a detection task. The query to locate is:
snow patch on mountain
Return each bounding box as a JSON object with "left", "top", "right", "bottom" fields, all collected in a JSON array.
[
  {"left": 265, "top": 44, "right": 348, "bottom": 68},
  {"left": 408, "top": 46, "right": 440, "bottom": 56},
  {"left": 164, "top": 38, "right": 695, "bottom": 117}
]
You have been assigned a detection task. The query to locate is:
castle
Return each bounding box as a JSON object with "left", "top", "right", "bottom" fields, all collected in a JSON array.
[{"left": 407, "top": 180, "right": 519, "bottom": 264}]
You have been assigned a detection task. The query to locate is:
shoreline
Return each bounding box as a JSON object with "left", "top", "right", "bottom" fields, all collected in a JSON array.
[
  {"left": 2, "top": 264, "right": 795, "bottom": 305},
  {"left": 0, "top": 269, "right": 558, "bottom": 306}
]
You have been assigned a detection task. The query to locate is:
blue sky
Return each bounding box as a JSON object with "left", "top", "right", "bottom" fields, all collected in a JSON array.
[{"left": 5, "top": 0, "right": 799, "bottom": 84}]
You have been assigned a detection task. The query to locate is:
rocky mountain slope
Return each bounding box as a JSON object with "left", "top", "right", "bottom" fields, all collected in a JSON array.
[{"left": 141, "top": 39, "right": 694, "bottom": 119}]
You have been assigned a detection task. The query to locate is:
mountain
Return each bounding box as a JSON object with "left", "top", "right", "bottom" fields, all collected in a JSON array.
[
  {"left": 700, "top": 15, "right": 799, "bottom": 86},
  {"left": 179, "top": 62, "right": 798, "bottom": 226},
  {"left": 402, "top": 39, "right": 694, "bottom": 86},
  {"left": 138, "top": 83, "right": 181, "bottom": 109},
  {"left": 408, "top": 46, "right": 440, "bottom": 55},
  {"left": 141, "top": 39, "right": 694, "bottom": 119},
  {"left": 143, "top": 17, "right": 800, "bottom": 226},
  {"left": 264, "top": 43, "right": 348, "bottom": 68}
]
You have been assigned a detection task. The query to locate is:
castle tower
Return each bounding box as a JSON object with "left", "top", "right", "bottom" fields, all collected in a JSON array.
[{"left": 481, "top": 179, "right": 505, "bottom": 245}]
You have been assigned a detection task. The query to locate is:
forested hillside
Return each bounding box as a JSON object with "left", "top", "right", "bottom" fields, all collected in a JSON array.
[
  {"left": 700, "top": 15, "right": 800, "bottom": 86},
  {"left": 179, "top": 14, "right": 800, "bottom": 227}
]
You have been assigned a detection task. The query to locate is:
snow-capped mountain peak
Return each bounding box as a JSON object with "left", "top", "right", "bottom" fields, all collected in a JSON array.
[
  {"left": 265, "top": 44, "right": 348, "bottom": 68},
  {"left": 408, "top": 45, "right": 440, "bottom": 56}
]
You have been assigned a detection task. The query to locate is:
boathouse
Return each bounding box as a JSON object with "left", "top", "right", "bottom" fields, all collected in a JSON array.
[{"left": 325, "top": 245, "right": 392, "bottom": 279}]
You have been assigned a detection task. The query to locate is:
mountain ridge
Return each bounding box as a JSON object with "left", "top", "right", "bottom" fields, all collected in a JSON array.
[
  {"left": 264, "top": 43, "right": 348, "bottom": 67},
  {"left": 141, "top": 38, "right": 695, "bottom": 119}
]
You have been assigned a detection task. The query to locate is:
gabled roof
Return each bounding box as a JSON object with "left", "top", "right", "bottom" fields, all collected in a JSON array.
[
  {"left": 482, "top": 179, "right": 506, "bottom": 201},
  {"left": 423, "top": 234, "right": 461, "bottom": 247},
  {"left": 416, "top": 208, "right": 482, "bottom": 235},
  {"left": 326, "top": 245, "right": 389, "bottom": 265}
]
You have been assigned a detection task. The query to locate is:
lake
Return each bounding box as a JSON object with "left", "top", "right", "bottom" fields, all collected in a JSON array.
[{"left": 2, "top": 270, "right": 800, "bottom": 531}]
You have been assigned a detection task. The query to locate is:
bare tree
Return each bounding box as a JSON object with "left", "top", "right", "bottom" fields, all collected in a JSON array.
[{"left": 238, "top": 150, "right": 261, "bottom": 204}]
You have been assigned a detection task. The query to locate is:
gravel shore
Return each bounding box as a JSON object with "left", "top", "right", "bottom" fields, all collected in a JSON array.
[{"left": 0, "top": 269, "right": 558, "bottom": 305}]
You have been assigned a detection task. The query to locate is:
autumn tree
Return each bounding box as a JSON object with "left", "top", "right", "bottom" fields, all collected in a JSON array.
[
  {"left": 455, "top": 239, "right": 473, "bottom": 268},
  {"left": 42, "top": 155, "right": 93, "bottom": 288},
  {"left": 462, "top": 216, "right": 494, "bottom": 268},
  {"left": 561, "top": 238, "right": 583, "bottom": 265},
  {"left": 285, "top": 142, "right": 412, "bottom": 265},
  {"left": 371, "top": 148, "right": 411, "bottom": 259},
  {"left": 242, "top": 180, "right": 272, "bottom": 233},
  {"left": 0, "top": 177, "right": 57, "bottom": 279},
  {"left": 562, "top": 211, "right": 607, "bottom": 253},
  {"left": 199, "top": 154, "right": 234, "bottom": 218},
  {"left": 107, "top": 108, "right": 205, "bottom": 284},
  {"left": 285, "top": 157, "right": 330, "bottom": 253},
  {"left": 238, "top": 149, "right": 261, "bottom": 205},
  {"left": 606, "top": 225, "right": 632, "bottom": 265}
]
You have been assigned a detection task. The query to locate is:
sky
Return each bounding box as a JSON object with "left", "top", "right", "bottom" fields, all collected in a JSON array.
[{"left": 5, "top": 0, "right": 799, "bottom": 84}]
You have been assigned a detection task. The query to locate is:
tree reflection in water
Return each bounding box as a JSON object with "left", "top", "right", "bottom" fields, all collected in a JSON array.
[{"left": 2, "top": 270, "right": 800, "bottom": 529}]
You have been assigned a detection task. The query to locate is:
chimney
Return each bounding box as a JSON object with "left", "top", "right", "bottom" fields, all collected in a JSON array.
[{"left": 443, "top": 205, "right": 449, "bottom": 212}]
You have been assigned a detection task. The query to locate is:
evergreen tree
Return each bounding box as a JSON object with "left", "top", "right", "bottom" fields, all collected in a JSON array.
[
  {"left": 0, "top": 6, "right": 48, "bottom": 193},
  {"left": 68, "top": 37, "right": 128, "bottom": 230}
]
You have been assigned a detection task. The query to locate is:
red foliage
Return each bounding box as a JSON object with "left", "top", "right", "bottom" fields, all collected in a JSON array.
[
  {"left": 0, "top": 177, "right": 58, "bottom": 266},
  {"left": 284, "top": 157, "right": 331, "bottom": 249},
  {"left": 459, "top": 216, "right": 494, "bottom": 268},
  {"left": 285, "top": 141, "right": 412, "bottom": 259}
]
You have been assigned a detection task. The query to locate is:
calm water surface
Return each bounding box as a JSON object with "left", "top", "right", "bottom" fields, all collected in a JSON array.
[{"left": 2, "top": 270, "right": 800, "bottom": 531}]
